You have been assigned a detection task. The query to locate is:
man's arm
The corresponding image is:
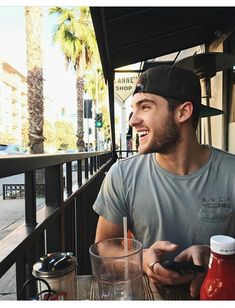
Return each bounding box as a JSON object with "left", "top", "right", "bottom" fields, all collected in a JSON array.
[{"left": 95, "top": 216, "right": 123, "bottom": 242}]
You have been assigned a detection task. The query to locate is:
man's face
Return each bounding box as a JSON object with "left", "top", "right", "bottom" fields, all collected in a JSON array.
[{"left": 129, "top": 93, "right": 180, "bottom": 154}]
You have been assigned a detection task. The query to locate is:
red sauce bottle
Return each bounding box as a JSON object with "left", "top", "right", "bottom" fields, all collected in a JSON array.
[{"left": 200, "top": 235, "right": 235, "bottom": 300}]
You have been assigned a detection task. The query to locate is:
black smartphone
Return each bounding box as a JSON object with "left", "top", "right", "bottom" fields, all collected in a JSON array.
[{"left": 161, "top": 260, "right": 205, "bottom": 275}]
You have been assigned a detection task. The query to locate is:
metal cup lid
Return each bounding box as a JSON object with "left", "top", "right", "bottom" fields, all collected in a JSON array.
[{"left": 32, "top": 252, "right": 77, "bottom": 278}]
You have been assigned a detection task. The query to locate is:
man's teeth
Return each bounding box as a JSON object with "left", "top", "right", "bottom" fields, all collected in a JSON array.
[{"left": 138, "top": 131, "right": 149, "bottom": 137}]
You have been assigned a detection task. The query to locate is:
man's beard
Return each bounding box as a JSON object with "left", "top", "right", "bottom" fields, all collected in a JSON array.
[{"left": 138, "top": 114, "right": 180, "bottom": 155}]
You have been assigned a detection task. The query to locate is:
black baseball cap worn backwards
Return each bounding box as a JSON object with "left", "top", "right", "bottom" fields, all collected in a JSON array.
[{"left": 133, "top": 65, "right": 224, "bottom": 118}]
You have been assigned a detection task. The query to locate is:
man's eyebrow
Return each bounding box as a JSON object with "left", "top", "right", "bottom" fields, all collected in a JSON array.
[{"left": 130, "top": 98, "right": 155, "bottom": 108}]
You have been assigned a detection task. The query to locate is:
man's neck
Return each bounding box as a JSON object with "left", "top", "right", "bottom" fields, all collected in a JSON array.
[{"left": 155, "top": 142, "right": 211, "bottom": 176}]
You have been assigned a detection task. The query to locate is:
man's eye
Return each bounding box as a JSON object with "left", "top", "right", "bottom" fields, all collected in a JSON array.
[{"left": 142, "top": 105, "right": 151, "bottom": 110}]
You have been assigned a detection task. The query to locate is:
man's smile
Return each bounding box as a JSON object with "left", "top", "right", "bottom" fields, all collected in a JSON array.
[{"left": 137, "top": 130, "right": 149, "bottom": 141}]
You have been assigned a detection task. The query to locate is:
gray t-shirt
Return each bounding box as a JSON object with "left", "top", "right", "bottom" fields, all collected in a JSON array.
[{"left": 93, "top": 146, "right": 235, "bottom": 253}]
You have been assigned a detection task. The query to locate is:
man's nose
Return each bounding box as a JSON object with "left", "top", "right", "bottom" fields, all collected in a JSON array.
[{"left": 129, "top": 112, "right": 141, "bottom": 127}]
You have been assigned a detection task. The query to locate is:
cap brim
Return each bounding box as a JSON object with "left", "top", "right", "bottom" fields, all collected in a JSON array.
[{"left": 199, "top": 104, "right": 224, "bottom": 118}]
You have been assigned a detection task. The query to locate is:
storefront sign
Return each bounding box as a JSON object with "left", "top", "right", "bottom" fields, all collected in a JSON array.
[{"left": 114, "top": 74, "right": 138, "bottom": 102}]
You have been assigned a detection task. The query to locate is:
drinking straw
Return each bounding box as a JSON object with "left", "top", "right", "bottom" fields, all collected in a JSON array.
[{"left": 123, "top": 217, "right": 129, "bottom": 280}]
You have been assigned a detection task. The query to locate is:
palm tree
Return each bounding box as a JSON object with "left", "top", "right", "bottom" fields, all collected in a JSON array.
[
  {"left": 25, "top": 6, "right": 44, "bottom": 154},
  {"left": 84, "top": 66, "right": 107, "bottom": 149},
  {"left": 49, "top": 6, "right": 98, "bottom": 151},
  {"left": 85, "top": 66, "right": 106, "bottom": 105}
]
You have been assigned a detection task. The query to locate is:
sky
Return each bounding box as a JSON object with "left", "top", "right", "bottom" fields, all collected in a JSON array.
[{"left": 0, "top": 6, "right": 77, "bottom": 112}]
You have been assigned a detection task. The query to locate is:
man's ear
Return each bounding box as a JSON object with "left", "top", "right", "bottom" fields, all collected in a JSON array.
[{"left": 176, "top": 101, "right": 193, "bottom": 123}]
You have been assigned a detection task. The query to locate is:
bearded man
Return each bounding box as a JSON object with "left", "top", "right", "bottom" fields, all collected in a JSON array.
[{"left": 92, "top": 65, "right": 235, "bottom": 298}]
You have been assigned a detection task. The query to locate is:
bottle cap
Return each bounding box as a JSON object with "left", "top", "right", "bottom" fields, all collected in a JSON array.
[{"left": 210, "top": 235, "right": 235, "bottom": 255}]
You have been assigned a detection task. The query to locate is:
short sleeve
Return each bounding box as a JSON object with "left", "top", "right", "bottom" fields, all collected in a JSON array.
[{"left": 93, "top": 162, "right": 128, "bottom": 224}]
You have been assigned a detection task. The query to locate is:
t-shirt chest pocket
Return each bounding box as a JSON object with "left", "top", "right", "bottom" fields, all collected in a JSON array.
[{"left": 199, "top": 197, "right": 232, "bottom": 222}]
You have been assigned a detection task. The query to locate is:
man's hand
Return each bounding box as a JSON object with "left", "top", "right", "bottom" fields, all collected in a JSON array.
[
  {"left": 174, "top": 245, "right": 210, "bottom": 298},
  {"left": 143, "top": 241, "right": 194, "bottom": 286},
  {"left": 143, "top": 242, "right": 210, "bottom": 298}
]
